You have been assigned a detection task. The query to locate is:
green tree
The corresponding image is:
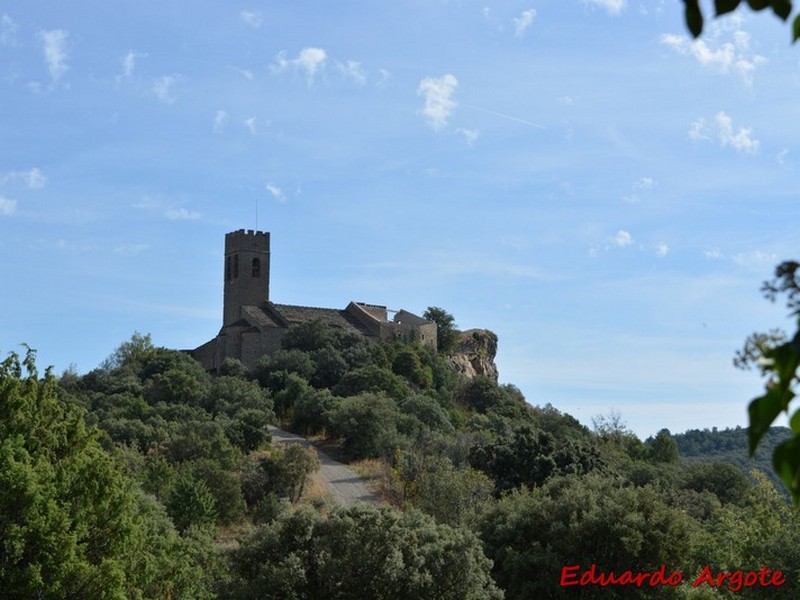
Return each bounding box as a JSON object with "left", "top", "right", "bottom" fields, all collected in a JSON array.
[
  {"left": 478, "top": 473, "right": 694, "bottom": 599},
  {"left": 458, "top": 376, "right": 510, "bottom": 413},
  {"left": 327, "top": 392, "right": 405, "bottom": 459},
  {"left": 648, "top": 428, "right": 680, "bottom": 464},
  {"left": 332, "top": 365, "right": 410, "bottom": 401},
  {"left": 241, "top": 444, "right": 320, "bottom": 506},
  {"left": 125, "top": 493, "right": 223, "bottom": 599},
  {"left": 225, "top": 504, "right": 503, "bottom": 600},
  {"left": 165, "top": 473, "right": 217, "bottom": 532},
  {"left": 681, "top": 462, "right": 752, "bottom": 505},
  {"left": 100, "top": 331, "right": 156, "bottom": 372},
  {"left": 399, "top": 394, "right": 455, "bottom": 435},
  {"left": 391, "top": 346, "right": 433, "bottom": 388},
  {"left": 423, "top": 306, "right": 460, "bottom": 354},
  {"left": 391, "top": 452, "right": 493, "bottom": 527},
  {"left": 291, "top": 387, "right": 339, "bottom": 434},
  {"left": 1, "top": 348, "right": 217, "bottom": 597}
]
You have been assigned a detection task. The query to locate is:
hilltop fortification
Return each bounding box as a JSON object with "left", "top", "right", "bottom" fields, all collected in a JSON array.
[{"left": 193, "top": 229, "right": 437, "bottom": 371}]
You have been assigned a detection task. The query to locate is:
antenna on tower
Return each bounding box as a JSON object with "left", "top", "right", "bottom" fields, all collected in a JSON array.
[{"left": 255, "top": 195, "right": 259, "bottom": 231}]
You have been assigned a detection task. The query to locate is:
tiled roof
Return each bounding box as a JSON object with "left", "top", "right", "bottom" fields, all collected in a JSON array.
[
  {"left": 270, "top": 303, "right": 368, "bottom": 335},
  {"left": 241, "top": 305, "right": 282, "bottom": 328}
]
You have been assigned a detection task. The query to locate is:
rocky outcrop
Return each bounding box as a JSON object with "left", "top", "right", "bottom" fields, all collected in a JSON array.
[{"left": 447, "top": 329, "right": 499, "bottom": 382}]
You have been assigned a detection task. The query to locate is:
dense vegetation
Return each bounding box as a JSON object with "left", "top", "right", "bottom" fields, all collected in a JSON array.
[
  {"left": 3, "top": 313, "right": 800, "bottom": 598},
  {"left": 673, "top": 426, "right": 793, "bottom": 492}
]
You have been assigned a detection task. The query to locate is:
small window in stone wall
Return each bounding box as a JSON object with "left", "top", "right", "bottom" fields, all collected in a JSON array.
[
  {"left": 233, "top": 254, "right": 239, "bottom": 278},
  {"left": 226, "top": 256, "right": 231, "bottom": 281},
  {"left": 252, "top": 257, "right": 261, "bottom": 278}
]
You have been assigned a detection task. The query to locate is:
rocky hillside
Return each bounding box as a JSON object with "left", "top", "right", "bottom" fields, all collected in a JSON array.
[{"left": 447, "top": 329, "right": 499, "bottom": 382}]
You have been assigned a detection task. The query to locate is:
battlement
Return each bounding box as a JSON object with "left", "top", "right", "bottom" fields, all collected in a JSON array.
[
  {"left": 225, "top": 229, "right": 270, "bottom": 254},
  {"left": 228, "top": 228, "right": 270, "bottom": 238}
]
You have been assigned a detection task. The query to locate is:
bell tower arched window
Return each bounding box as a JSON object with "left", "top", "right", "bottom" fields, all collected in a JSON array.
[{"left": 252, "top": 257, "right": 261, "bottom": 278}]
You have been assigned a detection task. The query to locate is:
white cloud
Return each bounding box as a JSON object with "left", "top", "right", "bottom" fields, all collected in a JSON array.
[
  {"left": 336, "top": 60, "right": 367, "bottom": 85},
  {"left": 1, "top": 14, "right": 18, "bottom": 46},
  {"left": 734, "top": 55, "right": 767, "bottom": 86},
  {"left": 715, "top": 111, "right": 759, "bottom": 154},
  {"left": 244, "top": 117, "right": 257, "bottom": 135},
  {"left": 122, "top": 51, "right": 141, "bottom": 78},
  {"left": 377, "top": 69, "right": 391, "bottom": 86},
  {"left": 615, "top": 230, "right": 633, "bottom": 247},
  {"left": 132, "top": 195, "right": 160, "bottom": 210},
  {"left": 457, "top": 128, "right": 480, "bottom": 146},
  {"left": 691, "top": 40, "right": 735, "bottom": 71},
  {"left": 1, "top": 168, "right": 46, "bottom": 189},
  {"left": 214, "top": 110, "right": 228, "bottom": 133},
  {"left": 733, "top": 250, "right": 776, "bottom": 266},
  {"left": 704, "top": 247, "right": 724, "bottom": 259},
  {"left": 38, "top": 29, "right": 69, "bottom": 83},
  {"left": 240, "top": 10, "right": 262, "bottom": 28},
  {"left": 24, "top": 168, "right": 46, "bottom": 189},
  {"left": 164, "top": 208, "right": 200, "bottom": 221},
  {"left": 734, "top": 30, "right": 751, "bottom": 50},
  {"left": 266, "top": 184, "right": 286, "bottom": 202},
  {"left": 660, "top": 31, "right": 766, "bottom": 86},
  {"left": 231, "top": 66, "right": 254, "bottom": 80},
  {"left": 582, "top": 0, "right": 627, "bottom": 16},
  {"left": 417, "top": 73, "right": 459, "bottom": 131},
  {"left": 623, "top": 177, "right": 655, "bottom": 203},
  {"left": 0, "top": 195, "right": 16, "bottom": 215},
  {"left": 296, "top": 48, "right": 327, "bottom": 79},
  {"left": 153, "top": 75, "right": 179, "bottom": 104},
  {"left": 114, "top": 243, "right": 149, "bottom": 255},
  {"left": 656, "top": 243, "right": 669, "bottom": 257},
  {"left": 777, "top": 148, "right": 790, "bottom": 166},
  {"left": 272, "top": 47, "right": 327, "bottom": 84},
  {"left": 688, "top": 117, "right": 709, "bottom": 141},
  {"left": 513, "top": 9, "right": 536, "bottom": 37}
]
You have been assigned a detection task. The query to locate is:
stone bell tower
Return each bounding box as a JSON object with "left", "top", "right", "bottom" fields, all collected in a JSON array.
[{"left": 223, "top": 229, "right": 270, "bottom": 326}]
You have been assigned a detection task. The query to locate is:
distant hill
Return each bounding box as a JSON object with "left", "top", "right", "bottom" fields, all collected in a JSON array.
[{"left": 672, "top": 425, "right": 792, "bottom": 494}]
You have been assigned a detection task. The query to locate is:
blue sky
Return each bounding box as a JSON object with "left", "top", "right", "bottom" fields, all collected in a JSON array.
[{"left": 2, "top": 1, "right": 799, "bottom": 438}]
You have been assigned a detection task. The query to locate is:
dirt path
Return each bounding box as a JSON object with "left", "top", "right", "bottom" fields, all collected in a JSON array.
[{"left": 268, "top": 425, "right": 382, "bottom": 508}]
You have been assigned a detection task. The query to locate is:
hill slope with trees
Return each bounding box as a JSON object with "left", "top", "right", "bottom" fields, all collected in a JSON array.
[{"left": 3, "top": 310, "right": 800, "bottom": 597}]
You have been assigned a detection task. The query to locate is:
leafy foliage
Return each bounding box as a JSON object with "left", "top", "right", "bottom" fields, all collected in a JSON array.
[
  {"left": 240, "top": 445, "right": 320, "bottom": 506},
  {"left": 13, "top": 313, "right": 800, "bottom": 599},
  {"left": 478, "top": 474, "right": 695, "bottom": 599},
  {"left": 166, "top": 473, "right": 218, "bottom": 532},
  {"left": 424, "top": 306, "right": 460, "bottom": 354},
  {"left": 225, "top": 505, "right": 503, "bottom": 600},
  {"left": 332, "top": 365, "right": 410, "bottom": 401},
  {"left": 327, "top": 393, "right": 406, "bottom": 459},
  {"left": 732, "top": 261, "right": 800, "bottom": 502},
  {"left": 673, "top": 425, "right": 792, "bottom": 493},
  {"left": 0, "top": 348, "right": 222, "bottom": 597},
  {"left": 469, "top": 425, "right": 605, "bottom": 493},
  {"left": 682, "top": 0, "right": 799, "bottom": 42}
]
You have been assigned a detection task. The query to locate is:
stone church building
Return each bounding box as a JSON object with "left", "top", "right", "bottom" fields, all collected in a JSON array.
[{"left": 192, "top": 229, "right": 437, "bottom": 371}]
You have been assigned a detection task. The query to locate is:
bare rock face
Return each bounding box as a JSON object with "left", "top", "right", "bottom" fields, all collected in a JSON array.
[{"left": 447, "top": 329, "right": 499, "bottom": 382}]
